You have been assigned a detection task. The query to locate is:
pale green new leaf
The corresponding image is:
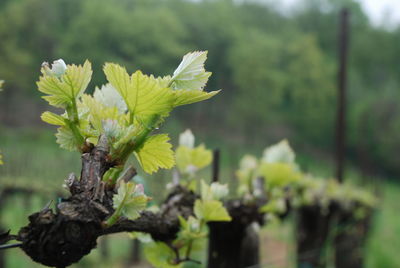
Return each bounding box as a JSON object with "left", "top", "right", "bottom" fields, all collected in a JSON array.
[
  {"left": 152, "top": 75, "right": 172, "bottom": 88},
  {"left": 144, "top": 242, "right": 182, "bottom": 268},
  {"left": 103, "top": 63, "right": 174, "bottom": 117},
  {"left": 56, "top": 126, "right": 80, "bottom": 151},
  {"left": 262, "top": 140, "right": 295, "bottom": 165},
  {"left": 258, "top": 162, "right": 301, "bottom": 188},
  {"left": 134, "top": 134, "right": 175, "bottom": 174},
  {"left": 123, "top": 194, "right": 148, "bottom": 220},
  {"left": 173, "top": 89, "right": 220, "bottom": 107},
  {"left": 200, "top": 180, "right": 229, "bottom": 201},
  {"left": 177, "top": 216, "right": 206, "bottom": 242},
  {"left": 80, "top": 94, "right": 122, "bottom": 131},
  {"left": 171, "top": 51, "right": 211, "bottom": 90},
  {"left": 175, "top": 144, "right": 212, "bottom": 174},
  {"left": 260, "top": 198, "right": 287, "bottom": 214},
  {"left": 0, "top": 80, "right": 3, "bottom": 91},
  {"left": 173, "top": 72, "right": 211, "bottom": 91},
  {"left": 194, "top": 200, "right": 231, "bottom": 222},
  {"left": 239, "top": 155, "right": 258, "bottom": 170},
  {"left": 113, "top": 181, "right": 149, "bottom": 220},
  {"left": 112, "top": 125, "right": 137, "bottom": 149},
  {"left": 38, "top": 61, "right": 92, "bottom": 108},
  {"left": 93, "top": 83, "right": 127, "bottom": 113},
  {"left": 41, "top": 111, "right": 66, "bottom": 126}
]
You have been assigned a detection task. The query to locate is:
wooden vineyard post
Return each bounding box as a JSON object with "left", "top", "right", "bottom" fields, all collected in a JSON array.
[
  {"left": 99, "top": 237, "right": 109, "bottom": 260},
  {"left": 207, "top": 149, "right": 261, "bottom": 268},
  {"left": 296, "top": 206, "right": 335, "bottom": 268},
  {"left": 335, "top": 8, "right": 349, "bottom": 183},
  {"left": 128, "top": 239, "right": 141, "bottom": 266},
  {"left": 334, "top": 209, "right": 372, "bottom": 268}
]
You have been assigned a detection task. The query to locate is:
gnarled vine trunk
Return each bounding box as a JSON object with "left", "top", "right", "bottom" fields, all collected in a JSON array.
[{"left": 4, "top": 139, "right": 195, "bottom": 267}]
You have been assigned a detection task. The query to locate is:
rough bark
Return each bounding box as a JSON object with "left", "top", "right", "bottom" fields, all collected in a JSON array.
[{"left": 1, "top": 140, "right": 196, "bottom": 268}]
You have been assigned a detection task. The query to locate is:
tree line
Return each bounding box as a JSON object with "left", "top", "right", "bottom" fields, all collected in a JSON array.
[{"left": 0, "top": 0, "right": 399, "bottom": 176}]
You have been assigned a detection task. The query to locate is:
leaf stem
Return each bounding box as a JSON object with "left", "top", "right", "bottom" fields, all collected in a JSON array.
[
  {"left": 105, "top": 195, "right": 125, "bottom": 227},
  {"left": 116, "top": 115, "right": 161, "bottom": 163},
  {"left": 66, "top": 103, "right": 85, "bottom": 151}
]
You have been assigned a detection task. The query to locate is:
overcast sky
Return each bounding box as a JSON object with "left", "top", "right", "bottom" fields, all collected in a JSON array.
[
  {"left": 279, "top": 0, "right": 400, "bottom": 27},
  {"left": 361, "top": 0, "right": 400, "bottom": 26}
]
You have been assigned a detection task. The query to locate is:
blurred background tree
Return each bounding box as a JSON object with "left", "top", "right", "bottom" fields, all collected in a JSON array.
[{"left": 1, "top": 0, "right": 400, "bottom": 179}]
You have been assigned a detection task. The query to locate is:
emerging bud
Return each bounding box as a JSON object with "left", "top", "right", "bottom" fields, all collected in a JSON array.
[
  {"left": 179, "top": 129, "right": 195, "bottom": 148},
  {"left": 41, "top": 59, "right": 67, "bottom": 77},
  {"left": 134, "top": 184, "right": 145, "bottom": 195}
]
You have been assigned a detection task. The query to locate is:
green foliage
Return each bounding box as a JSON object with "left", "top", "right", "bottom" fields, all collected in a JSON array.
[
  {"left": 138, "top": 130, "right": 231, "bottom": 266},
  {"left": 200, "top": 180, "right": 229, "bottom": 201},
  {"left": 177, "top": 215, "right": 206, "bottom": 242},
  {"left": 144, "top": 242, "right": 183, "bottom": 268},
  {"left": 194, "top": 180, "right": 231, "bottom": 222},
  {"left": 135, "top": 134, "right": 175, "bottom": 174},
  {"left": 3, "top": 0, "right": 400, "bottom": 176},
  {"left": 103, "top": 64, "right": 174, "bottom": 118},
  {"left": 262, "top": 139, "right": 296, "bottom": 166},
  {"left": 38, "top": 51, "right": 219, "bottom": 175},
  {"left": 38, "top": 60, "right": 92, "bottom": 108},
  {"left": 107, "top": 181, "right": 150, "bottom": 226},
  {"left": 175, "top": 129, "right": 213, "bottom": 177},
  {"left": 258, "top": 163, "right": 301, "bottom": 188},
  {"left": 236, "top": 139, "right": 377, "bottom": 216},
  {"left": 194, "top": 199, "right": 231, "bottom": 222}
]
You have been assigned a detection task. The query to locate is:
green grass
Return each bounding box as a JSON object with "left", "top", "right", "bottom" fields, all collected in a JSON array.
[{"left": 366, "top": 181, "right": 400, "bottom": 268}]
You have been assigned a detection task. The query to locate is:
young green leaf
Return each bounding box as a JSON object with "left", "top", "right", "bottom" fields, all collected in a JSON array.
[
  {"left": 103, "top": 63, "right": 174, "bottom": 118},
  {"left": 175, "top": 144, "right": 212, "bottom": 175},
  {"left": 80, "top": 94, "right": 122, "bottom": 131},
  {"left": 200, "top": 180, "right": 229, "bottom": 201},
  {"left": 177, "top": 216, "right": 206, "bottom": 242},
  {"left": 262, "top": 139, "right": 295, "bottom": 165},
  {"left": 112, "top": 181, "right": 149, "bottom": 221},
  {"left": 144, "top": 242, "right": 182, "bottom": 268},
  {"left": 194, "top": 200, "right": 231, "bottom": 222},
  {"left": 93, "top": 83, "right": 127, "bottom": 113},
  {"left": 171, "top": 51, "right": 210, "bottom": 91},
  {"left": 153, "top": 75, "right": 172, "bottom": 88},
  {"left": 56, "top": 125, "right": 82, "bottom": 151},
  {"left": 260, "top": 198, "right": 287, "bottom": 214},
  {"left": 134, "top": 134, "right": 175, "bottom": 174},
  {"left": 37, "top": 60, "right": 92, "bottom": 108},
  {"left": 41, "top": 111, "right": 66, "bottom": 126},
  {"left": 173, "top": 89, "right": 220, "bottom": 107},
  {"left": 169, "top": 51, "right": 220, "bottom": 107},
  {"left": 258, "top": 162, "right": 301, "bottom": 188}
]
